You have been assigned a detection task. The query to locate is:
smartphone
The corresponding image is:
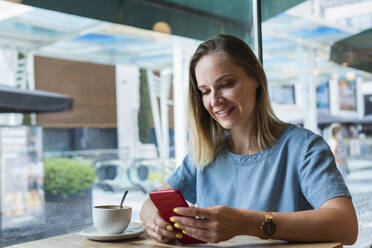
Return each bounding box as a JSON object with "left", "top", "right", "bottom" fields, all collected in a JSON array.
[{"left": 149, "top": 189, "right": 205, "bottom": 244}]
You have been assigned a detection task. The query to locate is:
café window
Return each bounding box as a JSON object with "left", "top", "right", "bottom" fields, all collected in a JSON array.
[{"left": 0, "top": 0, "right": 257, "bottom": 246}]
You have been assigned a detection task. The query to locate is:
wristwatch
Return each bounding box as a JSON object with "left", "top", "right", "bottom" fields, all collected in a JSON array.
[{"left": 260, "top": 212, "right": 277, "bottom": 239}]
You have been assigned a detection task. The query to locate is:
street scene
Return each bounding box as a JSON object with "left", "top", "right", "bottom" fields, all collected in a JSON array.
[{"left": 1, "top": 0, "right": 372, "bottom": 248}]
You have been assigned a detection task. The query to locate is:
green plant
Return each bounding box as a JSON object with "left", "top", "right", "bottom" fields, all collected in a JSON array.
[
  {"left": 22, "top": 113, "right": 31, "bottom": 125},
  {"left": 138, "top": 68, "right": 153, "bottom": 143},
  {"left": 44, "top": 158, "right": 96, "bottom": 199}
]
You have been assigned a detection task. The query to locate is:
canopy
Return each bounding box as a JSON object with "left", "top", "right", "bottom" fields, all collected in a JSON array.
[
  {"left": 22, "top": 0, "right": 305, "bottom": 43},
  {"left": 0, "top": 85, "right": 73, "bottom": 113},
  {"left": 352, "top": 114, "right": 372, "bottom": 125},
  {"left": 293, "top": 110, "right": 356, "bottom": 128},
  {"left": 330, "top": 28, "right": 372, "bottom": 73}
]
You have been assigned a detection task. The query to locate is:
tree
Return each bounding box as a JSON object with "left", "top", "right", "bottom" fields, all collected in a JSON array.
[{"left": 138, "top": 69, "right": 153, "bottom": 143}]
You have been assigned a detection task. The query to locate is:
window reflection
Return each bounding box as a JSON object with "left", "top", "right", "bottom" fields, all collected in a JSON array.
[
  {"left": 262, "top": 1, "right": 372, "bottom": 247},
  {"left": 0, "top": 1, "right": 255, "bottom": 246}
]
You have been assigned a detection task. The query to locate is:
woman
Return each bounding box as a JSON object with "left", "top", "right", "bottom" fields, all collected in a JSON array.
[
  {"left": 328, "top": 123, "right": 349, "bottom": 178},
  {"left": 140, "top": 35, "right": 358, "bottom": 245}
]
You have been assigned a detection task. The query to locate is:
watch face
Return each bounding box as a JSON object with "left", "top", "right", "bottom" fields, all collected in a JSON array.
[{"left": 262, "top": 221, "right": 276, "bottom": 236}]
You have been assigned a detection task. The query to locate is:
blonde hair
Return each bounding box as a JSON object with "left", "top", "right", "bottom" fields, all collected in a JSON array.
[
  {"left": 330, "top": 123, "right": 342, "bottom": 138},
  {"left": 188, "top": 34, "right": 286, "bottom": 168}
]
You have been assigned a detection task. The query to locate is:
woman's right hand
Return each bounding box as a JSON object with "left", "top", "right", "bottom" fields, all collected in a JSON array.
[{"left": 144, "top": 210, "right": 179, "bottom": 243}]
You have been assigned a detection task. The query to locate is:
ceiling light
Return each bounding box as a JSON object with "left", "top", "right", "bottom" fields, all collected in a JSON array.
[
  {"left": 153, "top": 22, "right": 171, "bottom": 34},
  {"left": 346, "top": 71, "right": 355, "bottom": 81}
]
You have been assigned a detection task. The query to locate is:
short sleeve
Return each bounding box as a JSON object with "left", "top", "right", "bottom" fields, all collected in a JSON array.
[
  {"left": 299, "top": 133, "right": 351, "bottom": 209},
  {"left": 166, "top": 154, "right": 197, "bottom": 204}
]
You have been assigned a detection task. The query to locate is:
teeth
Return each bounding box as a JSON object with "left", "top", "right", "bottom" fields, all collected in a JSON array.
[{"left": 217, "top": 108, "right": 230, "bottom": 115}]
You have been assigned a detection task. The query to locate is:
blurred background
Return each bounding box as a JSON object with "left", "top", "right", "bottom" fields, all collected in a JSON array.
[{"left": 0, "top": 0, "right": 372, "bottom": 247}]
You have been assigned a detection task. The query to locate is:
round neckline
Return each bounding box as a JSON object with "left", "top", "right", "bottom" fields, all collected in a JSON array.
[{"left": 221, "top": 124, "right": 294, "bottom": 164}]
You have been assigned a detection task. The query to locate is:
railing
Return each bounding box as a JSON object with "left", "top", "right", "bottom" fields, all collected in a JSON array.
[{"left": 43, "top": 148, "right": 130, "bottom": 162}]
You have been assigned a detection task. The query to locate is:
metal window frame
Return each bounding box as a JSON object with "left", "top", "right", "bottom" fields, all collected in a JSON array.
[{"left": 253, "top": 0, "right": 263, "bottom": 64}]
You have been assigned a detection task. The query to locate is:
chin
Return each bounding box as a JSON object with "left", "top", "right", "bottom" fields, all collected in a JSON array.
[{"left": 217, "top": 121, "right": 234, "bottom": 130}]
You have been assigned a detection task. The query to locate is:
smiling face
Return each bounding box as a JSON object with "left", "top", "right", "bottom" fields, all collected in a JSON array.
[{"left": 195, "top": 53, "right": 259, "bottom": 131}]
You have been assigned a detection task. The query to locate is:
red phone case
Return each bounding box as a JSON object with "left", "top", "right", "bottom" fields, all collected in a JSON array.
[{"left": 149, "top": 189, "right": 205, "bottom": 244}]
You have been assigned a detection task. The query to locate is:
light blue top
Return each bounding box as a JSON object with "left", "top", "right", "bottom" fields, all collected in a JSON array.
[{"left": 166, "top": 124, "right": 351, "bottom": 212}]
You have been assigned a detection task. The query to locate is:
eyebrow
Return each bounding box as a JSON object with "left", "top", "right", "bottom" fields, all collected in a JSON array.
[{"left": 197, "top": 73, "right": 234, "bottom": 88}]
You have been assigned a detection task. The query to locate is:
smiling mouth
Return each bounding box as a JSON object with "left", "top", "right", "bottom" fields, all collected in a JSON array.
[{"left": 215, "top": 106, "right": 235, "bottom": 117}]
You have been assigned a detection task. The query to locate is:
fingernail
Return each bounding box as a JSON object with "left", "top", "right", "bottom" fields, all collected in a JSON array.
[
  {"left": 173, "top": 208, "right": 179, "bottom": 213},
  {"left": 176, "top": 233, "right": 183, "bottom": 239},
  {"left": 174, "top": 223, "right": 180, "bottom": 229},
  {"left": 170, "top": 217, "right": 176, "bottom": 222},
  {"left": 166, "top": 225, "right": 174, "bottom": 231},
  {"left": 182, "top": 230, "right": 187, "bottom": 234}
]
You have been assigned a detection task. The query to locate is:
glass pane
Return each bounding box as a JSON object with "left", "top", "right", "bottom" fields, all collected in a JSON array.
[
  {"left": 0, "top": 0, "right": 255, "bottom": 246},
  {"left": 22, "top": 0, "right": 254, "bottom": 45},
  {"left": 262, "top": 1, "right": 372, "bottom": 247}
]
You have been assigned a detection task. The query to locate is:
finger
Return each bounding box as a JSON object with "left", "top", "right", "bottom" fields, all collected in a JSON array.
[
  {"left": 152, "top": 216, "right": 180, "bottom": 236},
  {"left": 156, "top": 224, "right": 178, "bottom": 239},
  {"left": 144, "top": 219, "right": 158, "bottom": 231},
  {"left": 174, "top": 206, "right": 212, "bottom": 219},
  {"left": 171, "top": 216, "right": 211, "bottom": 229},
  {"left": 146, "top": 228, "right": 171, "bottom": 243},
  {"left": 146, "top": 221, "right": 178, "bottom": 239},
  {"left": 179, "top": 225, "right": 214, "bottom": 243},
  {"left": 152, "top": 216, "right": 173, "bottom": 230}
]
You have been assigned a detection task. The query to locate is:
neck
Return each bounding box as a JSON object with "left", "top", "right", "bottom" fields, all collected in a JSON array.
[{"left": 228, "top": 122, "right": 259, "bottom": 155}]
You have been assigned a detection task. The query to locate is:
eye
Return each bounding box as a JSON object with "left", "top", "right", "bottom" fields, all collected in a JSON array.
[
  {"left": 221, "top": 81, "right": 234, "bottom": 88},
  {"left": 200, "top": 89, "right": 210, "bottom": 96}
]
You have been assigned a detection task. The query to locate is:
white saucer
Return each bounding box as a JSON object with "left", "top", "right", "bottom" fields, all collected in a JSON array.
[{"left": 80, "top": 222, "right": 146, "bottom": 241}]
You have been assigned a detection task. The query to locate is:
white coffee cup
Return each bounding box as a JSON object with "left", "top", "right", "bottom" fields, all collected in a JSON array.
[{"left": 93, "top": 205, "right": 132, "bottom": 235}]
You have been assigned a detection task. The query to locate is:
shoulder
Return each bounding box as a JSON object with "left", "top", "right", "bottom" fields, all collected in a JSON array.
[
  {"left": 181, "top": 153, "right": 195, "bottom": 167},
  {"left": 281, "top": 124, "right": 329, "bottom": 152},
  {"left": 181, "top": 153, "right": 205, "bottom": 172},
  {"left": 285, "top": 124, "right": 314, "bottom": 137},
  {"left": 281, "top": 124, "right": 315, "bottom": 144}
]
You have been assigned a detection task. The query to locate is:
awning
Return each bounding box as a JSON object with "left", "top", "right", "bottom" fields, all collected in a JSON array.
[
  {"left": 330, "top": 28, "right": 372, "bottom": 73},
  {"left": 0, "top": 85, "right": 73, "bottom": 113},
  {"left": 22, "top": 0, "right": 305, "bottom": 42},
  {"left": 352, "top": 114, "right": 372, "bottom": 125},
  {"left": 292, "top": 110, "right": 356, "bottom": 128}
]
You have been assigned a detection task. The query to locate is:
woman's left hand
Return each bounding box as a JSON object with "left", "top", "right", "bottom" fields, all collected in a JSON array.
[{"left": 170, "top": 205, "right": 244, "bottom": 243}]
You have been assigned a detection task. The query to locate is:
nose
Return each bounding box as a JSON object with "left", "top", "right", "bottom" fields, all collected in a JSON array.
[{"left": 211, "top": 91, "right": 224, "bottom": 107}]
